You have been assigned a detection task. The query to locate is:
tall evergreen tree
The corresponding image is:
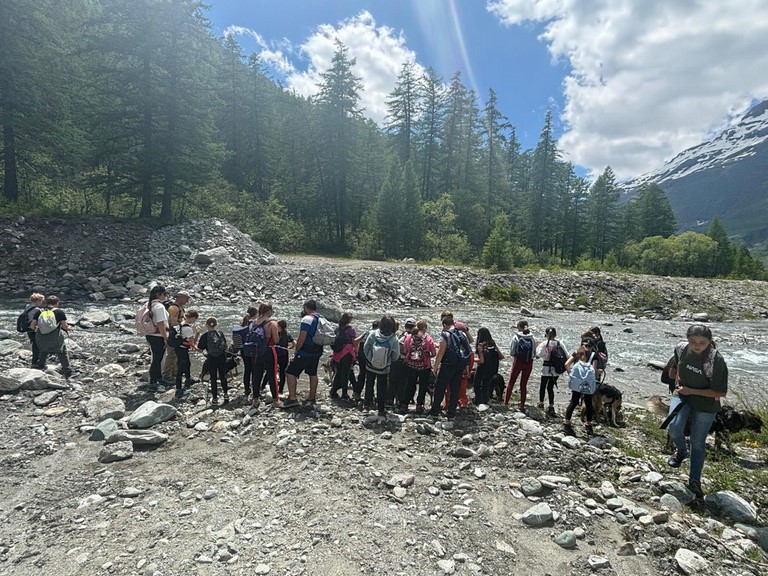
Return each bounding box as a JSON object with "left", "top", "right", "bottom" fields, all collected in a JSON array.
[
  {"left": 415, "top": 66, "right": 445, "bottom": 200},
  {"left": 525, "top": 110, "right": 561, "bottom": 253},
  {"left": 707, "top": 217, "right": 735, "bottom": 277},
  {"left": 633, "top": 183, "right": 676, "bottom": 239},
  {"left": 385, "top": 61, "right": 420, "bottom": 165},
  {"left": 586, "top": 166, "right": 621, "bottom": 262}
]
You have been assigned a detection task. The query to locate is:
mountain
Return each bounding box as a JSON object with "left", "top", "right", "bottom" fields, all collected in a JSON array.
[{"left": 623, "top": 100, "right": 768, "bottom": 246}]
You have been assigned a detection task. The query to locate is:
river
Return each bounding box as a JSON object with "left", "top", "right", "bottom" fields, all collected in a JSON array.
[{"left": 2, "top": 298, "right": 767, "bottom": 408}]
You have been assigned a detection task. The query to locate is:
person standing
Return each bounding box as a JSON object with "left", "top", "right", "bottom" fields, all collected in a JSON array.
[
  {"left": 505, "top": 319, "right": 537, "bottom": 411},
  {"left": 429, "top": 314, "right": 471, "bottom": 421},
  {"left": 330, "top": 312, "right": 357, "bottom": 401},
  {"left": 21, "top": 293, "right": 45, "bottom": 368},
  {"left": 250, "top": 302, "right": 280, "bottom": 407},
  {"left": 536, "top": 327, "right": 567, "bottom": 417},
  {"left": 474, "top": 327, "right": 504, "bottom": 406},
  {"left": 275, "top": 319, "right": 294, "bottom": 395},
  {"left": 562, "top": 339, "right": 599, "bottom": 437},
  {"left": 400, "top": 319, "right": 436, "bottom": 414},
  {"left": 30, "top": 295, "right": 74, "bottom": 378},
  {"left": 282, "top": 299, "right": 324, "bottom": 408},
  {"left": 173, "top": 310, "right": 200, "bottom": 399},
  {"left": 362, "top": 315, "right": 400, "bottom": 417},
  {"left": 665, "top": 324, "right": 728, "bottom": 498},
  {"left": 198, "top": 317, "right": 229, "bottom": 406},
  {"left": 163, "top": 290, "right": 191, "bottom": 382},
  {"left": 144, "top": 285, "right": 170, "bottom": 392}
]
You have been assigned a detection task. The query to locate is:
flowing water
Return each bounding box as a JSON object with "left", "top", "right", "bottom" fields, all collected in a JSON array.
[{"left": 2, "top": 298, "right": 767, "bottom": 407}]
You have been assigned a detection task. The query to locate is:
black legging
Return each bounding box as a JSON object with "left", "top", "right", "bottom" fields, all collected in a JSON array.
[
  {"left": 252, "top": 348, "right": 278, "bottom": 400},
  {"left": 539, "top": 376, "right": 558, "bottom": 405},
  {"left": 332, "top": 353, "right": 355, "bottom": 397},
  {"left": 403, "top": 366, "right": 431, "bottom": 408},
  {"left": 146, "top": 336, "right": 166, "bottom": 383},
  {"left": 565, "top": 391, "right": 593, "bottom": 421}
]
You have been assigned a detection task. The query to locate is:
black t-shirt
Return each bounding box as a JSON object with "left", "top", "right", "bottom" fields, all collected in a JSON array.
[{"left": 33, "top": 307, "right": 67, "bottom": 323}]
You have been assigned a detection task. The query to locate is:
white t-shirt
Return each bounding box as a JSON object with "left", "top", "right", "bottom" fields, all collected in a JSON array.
[
  {"left": 537, "top": 339, "right": 566, "bottom": 377},
  {"left": 148, "top": 300, "right": 169, "bottom": 337}
]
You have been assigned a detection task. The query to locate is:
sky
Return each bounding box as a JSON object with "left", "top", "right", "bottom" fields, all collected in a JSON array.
[{"left": 205, "top": 0, "right": 768, "bottom": 181}]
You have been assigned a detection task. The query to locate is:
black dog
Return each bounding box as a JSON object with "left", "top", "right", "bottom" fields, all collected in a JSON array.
[
  {"left": 200, "top": 353, "right": 241, "bottom": 384},
  {"left": 489, "top": 373, "right": 505, "bottom": 402},
  {"left": 590, "top": 383, "right": 624, "bottom": 427}
]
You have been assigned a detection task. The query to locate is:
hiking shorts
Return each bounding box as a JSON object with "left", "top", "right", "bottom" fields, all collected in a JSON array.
[{"left": 286, "top": 354, "right": 321, "bottom": 377}]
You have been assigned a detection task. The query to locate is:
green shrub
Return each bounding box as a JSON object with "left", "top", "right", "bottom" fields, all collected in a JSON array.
[
  {"left": 632, "top": 287, "right": 664, "bottom": 310},
  {"left": 480, "top": 283, "right": 522, "bottom": 302}
]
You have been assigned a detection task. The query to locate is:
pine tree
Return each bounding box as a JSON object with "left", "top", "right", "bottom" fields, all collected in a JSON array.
[
  {"left": 586, "top": 166, "right": 621, "bottom": 263},
  {"left": 385, "top": 61, "right": 420, "bottom": 165},
  {"left": 633, "top": 183, "right": 676, "bottom": 238},
  {"left": 415, "top": 67, "right": 445, "bottom": 200},
  {"left": 526, "top": 110, "right": 561, "bottom": 253},
  {"left": 706, "top": 217, "right": 734, "bottom": 277}
]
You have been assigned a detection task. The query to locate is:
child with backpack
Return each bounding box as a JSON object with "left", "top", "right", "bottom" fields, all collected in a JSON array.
[
  {"left": 474, "top": 327, "right": 504, "bottom": 406},
  {"left": 275, "top": 319, "right": 294, "bottom": 394},
  {"left": 562, "top": 340, "right": 599, "bottom": 436},
  {"left": 169, "top": 310, "right": 200, "bottom": 399},
  {"left": 353, "top": 320, "right": 378, "bottom": 403},
  {"left": 429, "top": 314, "right": 471, "bottom": 421},
  {"left": 589, "top": 326, "right": 609, "bottom": 381},
  {"left": 505, "top": 319, "right": 537, "bottom": 411},
  {"left": 249, "top": 302, "right": 280, "bottom": 408},
  {"left": 30, "top": 295, "right": 73, "bottom": 378},
  {"left": 362, "top": 315, "right": 401, "bottom": 417},
  {"left": 399, "top": 319, "right": 436, "bottom": 414},
  {"left": 330, "top": 312, "right": 357, "bottom": 401},
  {"left": 536, "top": 327, "right": 568, "bottom": 417},
  {"left": 198, "top": 317, "right": 229, "bottom": 406},
  {"left": 18, "top": 293, "right": 44, "bottom": 368}
]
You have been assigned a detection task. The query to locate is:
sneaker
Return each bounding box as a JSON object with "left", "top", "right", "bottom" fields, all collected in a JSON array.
[
  {"left": 211, "top": 397, "right": 219, "bottom": 407},
  {"left": 361, "top": 403, "right": 371, "bottom": 412},
  {"left": 378, "top": 410, "right": 386, "bottom": 417},
  {"left": 415, "top": 405, "right": 425, "bottom": 415},
  {"left": 340, "top": 394, "right": 351, "bottom": 402},
  {"left": 158, "top": 378, "right": 174, "bottom": 387},
  {"left": 187, "top": 377, "right": 200, "bottom": 385},
  {"left": 687, "top": 480, "right": 704, "bottom": 498},
  {"left": 537, "top": 402, "right": 545, "bottom": 410},
  {"left": 223, "top": 393, "right": 230, "bottom": 403},
  {"left": 563, "top": 423, "right": 576, "bottom": 437},
  {"left": 184, "top": 379, "right": 195, "bottom": 388},
  {"left": 585, "top": 424, "right": 595, "bottom": 436},
  {"left": 394, "top": 405, "right": 408, "bottom": 415},
  {"left": 329, "top": 391, "right": 340, "bottom": 400},
  {"left": 175, "top": 388, "right": 189, "bottom": 399},
  {"left": 547, "top": 405, "right": 557, "bottom": 417},
  {"left": 352, "top": 393, "right": 361, "bottom": 402},
  {"left": 303, "top": 398, "right": 316, "bottom": 407},
  {"left": 148, "top": 383, "right": 167, "bottom": 393},
  {"left": 281, "top": 398, "right": 300, "bottom": 409},
  {"left": 667, "top": 449, "right": 688, "bottom": 468}
]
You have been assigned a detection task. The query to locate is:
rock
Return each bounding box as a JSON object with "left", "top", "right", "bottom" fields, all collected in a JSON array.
[
  {"left": 617, "top": 543, "right": 636, "bottom": 556},
  {"left": 98, "top": 441, "right": 134, "bottom": 463},
  {"left": 692, "top": 312, "right": 709, "bottom": 322},
  {"left": 94, "top": 364, "right": 126, "bottom": 378},
  {"left": 521, "top": 502, "right": 553, "bottom": 527},
  {"left": 105, "top": 429, "right": 168, "bottom": 446},
  {"left": 659, "top": 481, "right": 696, "bottom": 505},
  {"left": 494, "top": 540, "right": 516, "bottom": 557},
  {"left": 44, "top": 406, "right": 69, "bottom": 417},
  {"left": 86, "top": 393, "right": 126, "bottom": 420},
  {"left": 0, "top": 368, "right": 67, "bottom": 393},
  {"left": 315, "top": 301, "right": 344, "bottom": 323},
  {"left": 452, "top": 505, "right": 471, "bottom": 518},
  {"left": 194, "top": 246, "right": 231, "bottom": 265},
  {"left": 704, "top": 490, "right": 758, "bottom": 523},
  {"left": 430, "top": 539, "right": 446, "bottom": 557},
  {"left": 0, "top": 340, "right": 22, "bottom": 356},
  {"left": 78, "top": 311, "right": 112, "bottom": 325},
  {"left": 757, "top": 527, "right": 768, "bottom": 553},
  {"left": 659, "top": 493, "right": 684, "bottom": 513},
  {"left": 128, "top": 401, "right": 177, "bottom": 428},
  {"left": 554, "top": 531, "right": 577, "bottom": 549},
  {"left": 254, "top": 564, "right": 271, "bottom": 574},
  {"left": 587, "top": 556, "right": 611, "bottom": 570},
  {"left": 78, "top": 494, "right": 105, "bottom": 508},
  {"left": 437, "top": 559, "right": 455, "bottom": 574},
  {"left": 118, "top": 343, "right": 141, "bottom": 354},
  {"left": 675, "top": 548, "right": 709, "bottom": 575},
  {"left": 89, "top": 418, "right": 119, "bottom": 441},
  {"left": 32, "top": 390, "right": 60, "bottom": 406},
  {"left": 451, "top": 447, "right": 475, "bottom": 458},
  {"left": 520, "top": 477, "right": 543, "bottom": 497},
  {"left": 561, "top": 436, "right": 582, "bottom": 449}
]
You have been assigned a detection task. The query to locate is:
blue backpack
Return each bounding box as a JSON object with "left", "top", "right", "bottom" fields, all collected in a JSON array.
[
  {"left": 242, "top": 320, "right": 271, "bottom": 358},
  {"left": 442, "top": 329, "right": 471, "bottom": 366}
]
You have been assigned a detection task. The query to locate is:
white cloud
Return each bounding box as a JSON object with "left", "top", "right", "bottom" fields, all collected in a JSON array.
[
  {"left": 488, "top": 0, "right": 768, "bottom": 179},
  {"left": 223, "top": 25, "right": 267, "bottom": 49},
  {"left": 286, "top": 11, "right": 424, "bottom": 123}
]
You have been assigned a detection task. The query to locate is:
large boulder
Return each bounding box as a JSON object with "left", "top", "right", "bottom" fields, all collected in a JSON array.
[
  {"left": 521, "top": 502, "right": 553, "bottom": 527},
  {"left": 105, "top": 429, "right": 168, "bottom": 446},
  {"left": 89, "top": 418, "right": 119, "bottom": 441},
  {"left": 316, "top": 301, "right": 344, "bottom": 323},
  {"left": 85, "top": 393, "right": 126, "bottom": 421},
  {"left": 128, "top": 401, "right": 177, "bottom": 429},
  {"left": 704, "top": 491, "right": 758, "bottom": 523},
  {"left": 94, "top": 364, "right": 126, "bottom": 378},
  {"left": 78, "top": 311, "right": 112, "bottom": 326},
  {"left": 194, "top": 246, "right": 230, "bottom": 265},
  {"left": 0, "top": 368, "right": 68, "bottom": 393},
  {"left": 0, "top": 340, "right": 22, "bottom": 356},
  {"left": 98, "top": 441, "right": 133, "bottom": 463}
]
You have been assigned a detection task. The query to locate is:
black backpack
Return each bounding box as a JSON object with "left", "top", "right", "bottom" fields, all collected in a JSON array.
[
  {"left": 167, "top": 325, "right": 186, "bottom": 349},
  {"left": 207, "top": 330, "right": 227, "bottom": 358},
  {"left": 16, "top": 306, "right": 37, "bottom": 333},
  {"left": 443, "top": 329, "right": 472, "bottom": 366},
  {"left": 548, "top": 341, "right": 567, "bottom": 375},
  {"left": 515, "top": 336, "right": 534, "bottom": 363}
]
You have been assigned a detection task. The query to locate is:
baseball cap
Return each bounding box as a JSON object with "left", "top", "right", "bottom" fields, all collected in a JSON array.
[{"left": 404, "top": 317, "right": 417, "bottom": 327}]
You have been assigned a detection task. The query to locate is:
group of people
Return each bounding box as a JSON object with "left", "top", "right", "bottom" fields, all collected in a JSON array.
[{"left": 18, "top": 287, "right": 729, "bottom": 498}]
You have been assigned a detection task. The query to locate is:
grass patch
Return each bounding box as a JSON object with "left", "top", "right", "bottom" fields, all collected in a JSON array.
[
  {"left": 632, "top": 287, "right": 664, "bottom": 311},
  {"left": 480, "top": 283, "right": 522, "bottom": 303}
]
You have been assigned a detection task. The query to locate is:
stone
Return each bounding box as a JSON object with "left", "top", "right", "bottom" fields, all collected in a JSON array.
[
  {"left": 520, "top": 477, "right": 543, "bottom": 497},
  {"left": 554, "top": 530, "right": 577, "bottom": 549},
  {"left": 587, "top": 556, "right": 611, "bottom": 570},
  {"left": 605, "top": 498, "right": 624, "bottom": 510},
  {"left": 522, "top": 502, "right": 553, "bottom": 527},
  {"left": 393, "top": 486, "right": 407, "bottom": 499},
  {"left": 0, "top": 368, "right": 67, "bottom": 393},
  {"left": 89, "top": 418, "right": 119, "bottom": 441},
  {"left": 437, "top": 559, "right": 455, "bottom": 574},
  {"left": 704, "top": 491, "right": 757, "bottom": 523},
  {"left": 44, "top": 406, "right": 69, "bottom": 417},
  {"left": 94, "top": 364, "right": 126, "bottom": 378},
  {"left": 451, "top": 447, "right": 475, "bottom": 458},
  {"left": 692, "top": 312, "right": 709, "bottom": 322},
  {"left": 659, "top": 481, "right": 696, "bottom": 505},
  {"left": 674, "top": 548, "right": 709, "bottom": 575},
  {"left": 0, "top": 340, "right": 22, "bottom": 356},
  {"left": 494, "top": 540, "right": 516, "bottom": 557},
  {"left": 600, "top": 481, "right": 616, "bottom": 498},
  {"left": 195, "top": 246, "right": 231, "bottom": 265},
  {"left": 254, "top": 564, "right": 270, "bottom": 575},
  {"left": 105, "top": 429, "right": 168, "bottom": 446},
  {"left": 561, "top": 436, "right": 582, "bottom": 449},
  {"left": 128, "top": 401, "right": 177, "bottom": 428},
  {"left": 79, "top": 311, "right": 112, "bottom": 325},
  {"left": 32, "top": 390, "right": 60, "bottom": 406},
  {"left": 642, "top": 471, "right": 663, "bottom": 484},
  {"left": 660, "top": 494, "right": 683, "bottom": 513},
  {"left": 617, "top": 543, "right": 636, "bottom": 556},
  {"left": 98, "top": 441, "right": 134, "bottom": 463},
  {"left": 118, "top": 343, "right": 141, "bottom": 354},
  {"left": 86, "top": 393, "right": 126, "bottom": 420},
  {"left": 430, "top": 539, "right": 446, "bottom": 558},
  {"left": 452, "top": 505, "right": 471, "bottom": 518},
  {"left": 757, "top": 527, "right": 768, "bottom": 553}
]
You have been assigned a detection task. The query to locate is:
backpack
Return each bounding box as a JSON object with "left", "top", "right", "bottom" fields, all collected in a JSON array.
[
  {"left": 548, "top": 341, "right": 567, "bottom": 375},
  {"left": 207, "top": 330, "right": 227, "bottom": 358},
  {"left": 443, "top": 328, "right": 472, "bottom": 366},
  {"left": 135, "top": 302, "right": 158, "bottom": 336},
  {"left": 404, "top": 334, "right": 428, "bottom": 369},
  {"left": 36, "top": 309, "right": 60, "bottom": 335},
  {"left": 311, "top": 314, "right": 336, "bottom": 346},
  {"left": 331, "top": 327, "right": 348, "bottom": 353},
  {"left": 568, "top": 353, "right": 597, "bottom": 395},
  {"left": 242, "top": 320, "right": 270, "bottom": 358},
  {"left": 167, "top": 324, "right": 185, "bottom": 349},
  {"left": 367, "top": 336, "right": 392, "bottom": 371},
  {"left": 16, "top": 306, "right": 38, "bottom": 333},
  {"left": 515, "top": 335, "right": 534, "bottom": 363}
]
